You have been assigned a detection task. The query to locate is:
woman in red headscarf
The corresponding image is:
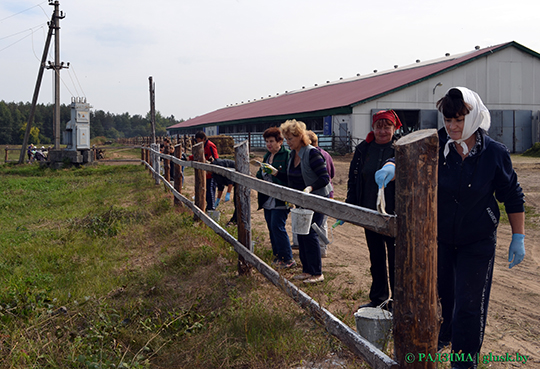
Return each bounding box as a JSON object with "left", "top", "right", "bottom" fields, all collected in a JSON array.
[{"left": 343, "top": 110, "right": 402, "bottom": 310}]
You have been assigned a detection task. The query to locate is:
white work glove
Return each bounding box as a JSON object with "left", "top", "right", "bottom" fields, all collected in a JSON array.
[{"left": 261, "top": 163, "right": 278, "bottom": 175}]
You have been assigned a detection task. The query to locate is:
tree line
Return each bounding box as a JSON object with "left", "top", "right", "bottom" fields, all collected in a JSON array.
[{"left": 0, "top": 100, "right": 183, "bottom": 145}]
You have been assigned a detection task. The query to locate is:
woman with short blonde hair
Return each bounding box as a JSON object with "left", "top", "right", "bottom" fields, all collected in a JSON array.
[{"left": 264, "top": 119, "right": 332, "bottom": 284}]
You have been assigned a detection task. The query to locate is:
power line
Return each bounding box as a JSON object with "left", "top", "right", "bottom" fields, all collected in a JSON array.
[
  {"left": 0, "top": 31, "right": 34, "bottom": 52},
  {"left": 0, "top": 23, "right": 46, "bottom": 41},
  {"left": 0, "top": 1, "right": 48, "bottom": 23},
  {"left": 66, "top": 68, "right": 80, "bottom": 96},
  {"left": 70, "top": 63, "right": 87, "bottom": 97}
]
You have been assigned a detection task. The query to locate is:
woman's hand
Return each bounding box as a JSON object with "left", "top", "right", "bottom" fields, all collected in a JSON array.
[
  {"left": 508, "top": 234, "right": 525, "bottom": 268},
  {"left": 375, "top": 163, "right": 395, "bottom": 189}
]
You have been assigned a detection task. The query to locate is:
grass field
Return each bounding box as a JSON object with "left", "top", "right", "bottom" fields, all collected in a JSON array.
[{"left": 0, "top": 163, "right": 362, "bottom": 368}]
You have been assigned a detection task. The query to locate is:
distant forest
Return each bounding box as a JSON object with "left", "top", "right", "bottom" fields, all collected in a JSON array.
[{"left": 0, "top": 100, "right": 184, "bottom": 145}]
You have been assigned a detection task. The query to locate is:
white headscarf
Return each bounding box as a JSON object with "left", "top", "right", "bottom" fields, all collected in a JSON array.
[{"left": 443, "top": 87, "right": 491, "bottom": 158}]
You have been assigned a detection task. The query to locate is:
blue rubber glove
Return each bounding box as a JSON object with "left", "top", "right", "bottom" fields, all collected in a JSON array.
[
  {"left": 375, "top": 163, "right": 395, "bottom": 189},
  {"left": 224, "top": 192, "right": 231, "bottom": 202},
  {"left": 332, "top": 220, "right": 344, "bottom": 228},
  {"left": 214, "top": 198, "right": 221, "bottom": 208},
  {"left": 508, "top": 233, "right": 525, "bottom": 268}
]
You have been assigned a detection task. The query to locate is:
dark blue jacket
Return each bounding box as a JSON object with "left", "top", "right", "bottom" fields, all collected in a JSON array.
[{"left": 438, "top": 128, "right": 524, "bottom": 245}]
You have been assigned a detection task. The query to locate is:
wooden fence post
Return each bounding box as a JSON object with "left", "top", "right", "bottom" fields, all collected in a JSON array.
[
  {"left": 394, "top": 129, "right": 440, "bottom": 368},
  {"left": 173, "top": 144, "right": 183, "bottom": 208},
  {"left": 234, "top": 140, "right": 252, "bottom": 275},
  {"left": 151, "top": 143, "right": 160, "bottom": 185},
  {"left": 141, "top": 147, "right": 144, "bottom": 166},
  {"left": 193, "top": 142, "right": 206, "bottom": 220},
  {"left": 164, "top": 148, "right": 171, "bottom": 183},
  {"left": 146, "top": 147, "right": 151, "bottom": 175}
]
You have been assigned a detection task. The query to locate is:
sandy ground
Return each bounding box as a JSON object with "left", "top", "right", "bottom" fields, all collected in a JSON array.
[
  {"left": 112, "top": 148, "right": 539, "bottom": 367},
  {"left": 239, "top": 153, "right": 540, "bottom": 367}
]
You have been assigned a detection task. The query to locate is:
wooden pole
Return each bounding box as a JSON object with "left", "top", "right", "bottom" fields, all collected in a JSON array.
[
  {"left": 151, "top": 143, "right": 160, "bottom": 185},
  {"left": 164, "top": 148, "right": 170, "bottom": 183},
  {"left": 193, "top": 142, "right": 206, "bottom": 220},
  {"left": 141, "top": 147, "right": 144, "bottom": 165},
  {"left": 146, "top": 147, "right": 151, "bottom": 175},
  {"left": 234, "top": 140, "right": 252, "bottom": 275},
  {"left": 173, "top": 144, "right": 183, "bottom": 208},
  {"left": 149, "top": 77, "right": 156, "bottom": 144},
  {"left": 393, "top": 129, "right": 440, "bottom": 368},
  {"left": 19, "top": 11, "right": 55, "bottom": 164}
]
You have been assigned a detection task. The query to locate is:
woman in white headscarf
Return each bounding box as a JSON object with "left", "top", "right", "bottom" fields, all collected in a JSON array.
[{"left": 376, "top": 87, "right": 525, "bottom": 369}]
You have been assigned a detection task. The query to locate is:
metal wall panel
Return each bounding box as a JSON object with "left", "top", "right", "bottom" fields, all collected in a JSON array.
[
  {"left": 488, "top": 110, "right": 532, "bottom": 153},
  {"left": 489, "top": 110, "right": 514, "bottom": 151},
  {"left": 515, "top": 110, "right": 532, "bottom": 153}
]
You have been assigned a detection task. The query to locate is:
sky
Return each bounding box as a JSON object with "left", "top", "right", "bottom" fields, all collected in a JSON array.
[{"left": 1, "top": 0, "right": 540, "bottom": 122}]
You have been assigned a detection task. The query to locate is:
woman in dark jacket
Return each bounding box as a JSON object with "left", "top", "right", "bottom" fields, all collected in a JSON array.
[
  {"left": 376, "top": 87, "right": 525, "bottom": 369},
  {"left": 345, "top": 110, "right": 401, "bottom": 309},
  {"left": 256, "top": 127, "right": 295, "bottom": 268}
]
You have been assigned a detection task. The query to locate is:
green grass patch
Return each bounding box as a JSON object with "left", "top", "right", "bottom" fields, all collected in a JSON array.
[
  {"left": 0, "top": 164, "right": 359, "bottom": 368},
  {"left": 522, "top": 142, "right": 540, "bottom": 157}
]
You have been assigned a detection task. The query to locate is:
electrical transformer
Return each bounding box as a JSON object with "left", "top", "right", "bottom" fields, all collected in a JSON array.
[{"left": 64, "top": 97, "right": 91, "bottom": 150}]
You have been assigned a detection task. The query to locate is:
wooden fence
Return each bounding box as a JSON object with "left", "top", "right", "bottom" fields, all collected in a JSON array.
[{"left": 140, "top": 129, "right": 440, "bottom": 369}]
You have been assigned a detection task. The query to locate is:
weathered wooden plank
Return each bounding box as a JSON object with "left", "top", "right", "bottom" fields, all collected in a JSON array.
[
  {"left": 192, "top": 161, "right": 396, "bottom": 237},
  {"left": 394, "top": 129, "right": 440, "bottom": 368},
  {"left": 146, "top": 148, "right": 396, "bottom": 237}
]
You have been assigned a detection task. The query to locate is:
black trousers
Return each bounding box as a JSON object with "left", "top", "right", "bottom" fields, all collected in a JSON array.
[
  {"left": 298, "top": 211, "right": 325, "bottom": 276},
  {"left": 438, "top": 234, "right": 496, "bottom": 369},
  {"left": 205, "top": 178, "right": 216, "bottom": 211},
  {"left": 364, "top": 229, "right": 395, "bottom": 305}
]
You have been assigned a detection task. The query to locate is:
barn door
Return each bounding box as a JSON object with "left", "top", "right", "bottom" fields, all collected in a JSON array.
[{"left": 489, "top": 110, "right": 532, "bottom": 153}]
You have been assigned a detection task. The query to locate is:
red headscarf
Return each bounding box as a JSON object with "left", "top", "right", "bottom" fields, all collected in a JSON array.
[{"left": 365, "top": 110, "right": 402, "bottom": 143}]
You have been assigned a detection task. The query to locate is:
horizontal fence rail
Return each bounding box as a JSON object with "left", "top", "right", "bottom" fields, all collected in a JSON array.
[{"left": 157, "top": 152, "right": 396, "bottom": 237}]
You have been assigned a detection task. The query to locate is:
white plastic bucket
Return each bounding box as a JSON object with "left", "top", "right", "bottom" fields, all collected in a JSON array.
[
  {"left": 354, "top": 307, "right": 393, "bottom": 351},
  {"left": 290, "top": 208, "right": 314, "bottom": 235}
]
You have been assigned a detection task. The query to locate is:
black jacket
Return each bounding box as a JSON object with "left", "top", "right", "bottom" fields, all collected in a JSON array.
[
  {"left": 438, "top": 128, "right": 524, "bottom": 245},
  {"left": 346, "top": 138, "right": 396, "bottom": 214}
]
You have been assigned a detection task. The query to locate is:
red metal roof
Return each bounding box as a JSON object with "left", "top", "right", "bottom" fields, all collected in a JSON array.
[{"left": 169, "top": 42, "right": 517, "bottom": 130}]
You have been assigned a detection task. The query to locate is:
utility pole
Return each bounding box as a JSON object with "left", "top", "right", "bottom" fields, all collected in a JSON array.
[
  {"left": 18, "top": 3, "right": 56, "bottom": 164},
  {"left": 149, "top": 76, "right": 156, "bottom": 144},
  {"left": 46, "top": 0, "right": 67, "bottom": 150}
]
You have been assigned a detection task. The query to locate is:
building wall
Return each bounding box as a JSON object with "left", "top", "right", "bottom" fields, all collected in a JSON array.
[{"left": 346, "top": 46, "right": 540, "bottom": 149}]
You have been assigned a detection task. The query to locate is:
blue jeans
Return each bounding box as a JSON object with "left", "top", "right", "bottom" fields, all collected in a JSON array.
[
  {"left": 438, "top": 234, "right": 496, "bottom": 369},
  {"left": 298, "top": 211, "right": 324, "bottom": 276},
  {"left": 264, "top": 208, "right": 292, "bottom": 261}
]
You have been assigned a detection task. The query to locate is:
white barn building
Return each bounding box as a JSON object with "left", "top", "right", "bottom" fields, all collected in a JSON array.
[{"left": 168, "top": 41, "right": 540, "bottom": 153}]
